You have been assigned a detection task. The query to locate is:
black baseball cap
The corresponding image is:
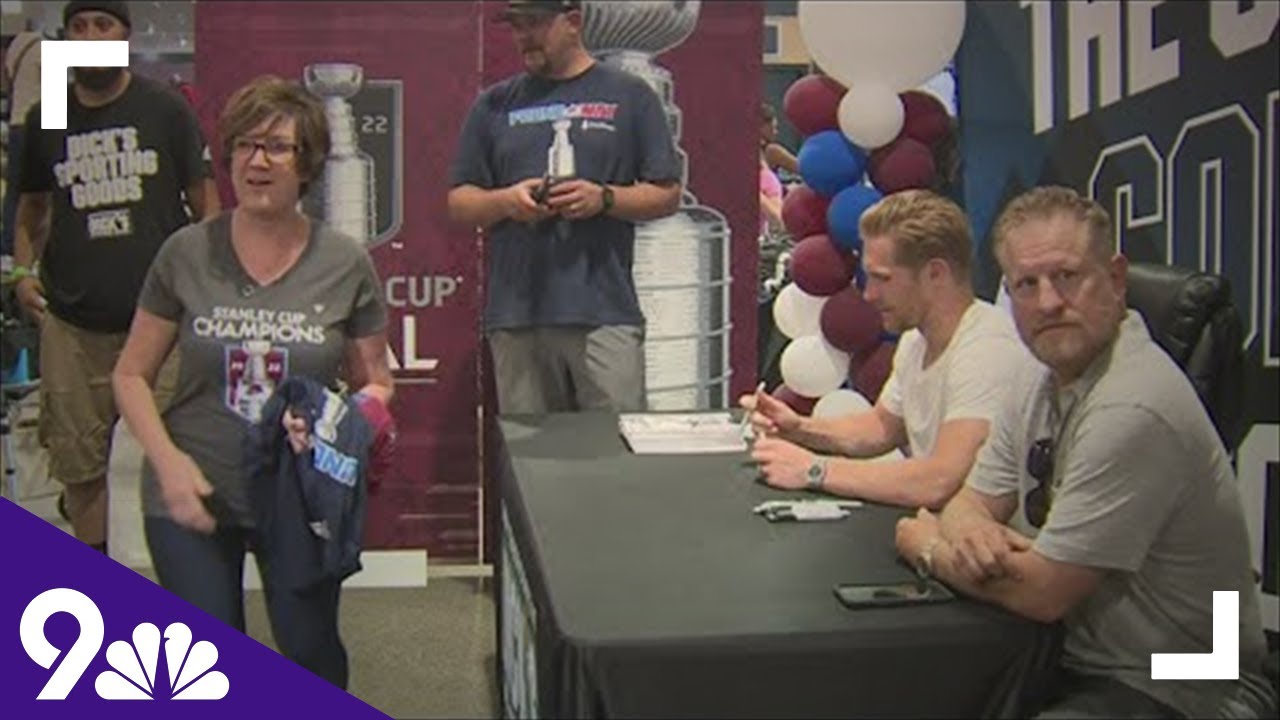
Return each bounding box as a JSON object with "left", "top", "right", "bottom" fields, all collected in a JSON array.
[
  {"left": 64, "top": 1, "right": 132, "bottom": 29},
  {"left": 496, "top": 0, "right": 582, "bottom": 22}
]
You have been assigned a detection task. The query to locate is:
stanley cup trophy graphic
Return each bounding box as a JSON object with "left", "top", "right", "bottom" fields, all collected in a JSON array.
[
  {"left": 301, "top": 63, "right": 377, "bottom": 245},
  {"left": 582, "top": 1, "right": 733, "bottom": 410},
  {"left": 545, "top": 119, "right": 577, "bottom": 241},
  {"left": 547, "top": 119, "right": 577, "bottom": 180}
]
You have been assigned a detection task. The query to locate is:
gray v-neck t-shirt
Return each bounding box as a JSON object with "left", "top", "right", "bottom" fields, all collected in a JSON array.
[{"left": 137, "top": 213, "right": 386, "bottom": 526}]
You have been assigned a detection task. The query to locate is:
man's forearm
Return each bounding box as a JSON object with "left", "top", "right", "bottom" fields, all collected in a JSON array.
[
  {"left": 931, "top": 539, "right": 1019, "bottom": 605},
  {"left": 14, "top": 194, "right": 49, "bottom": 268},
  {"left": 448, "top": 185, "right": 511, "bottom": 229},
  {"left": 939, "top": 487, "right": 1008, "bottom": 540},
  {"left": 928, "top": 540, "right": 1069, "bottom": 624},
  {"left": 609, "top": 181, "right": 680, "bottom": 222},
  {"left": 823, "top": 455, "right": 962, "bottom": 509},
  {"left": 791, "top": 412, "right": 898, "bottom": 458}
]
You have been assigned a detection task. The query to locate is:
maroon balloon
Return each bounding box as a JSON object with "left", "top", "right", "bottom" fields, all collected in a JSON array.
[
  {"left": 783, "top": 74, "right": 846, "bottom": 137},
  {"left": 869, "top": 137, "right": 936, "bottom": 195},
  {"left": 790, "top": 234, "right": 857, "bottom": 297},
  {"left": 781, "top": 184, "right": 831, "bottom": 239},
  {"left": 820, "top": 286, "right": 883, "bottom": 356},
  {"left": 851, "top": 342, "right": 895, "bottom": 402},
  {"left": 900, "top": 91, "right": 951, "bottom": 147},
  {"left": 773, "top": 384, "right": 818, "bottom": 416}
]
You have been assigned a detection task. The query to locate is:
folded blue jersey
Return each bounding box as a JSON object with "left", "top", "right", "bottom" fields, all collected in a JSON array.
[{"left": 246, "top": 376, "right": 374, "bottom": 590}]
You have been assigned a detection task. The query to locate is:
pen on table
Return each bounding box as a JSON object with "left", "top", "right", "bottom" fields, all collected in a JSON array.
[{"left": 740, "top": 381, "right": 766, "bottom": 439}]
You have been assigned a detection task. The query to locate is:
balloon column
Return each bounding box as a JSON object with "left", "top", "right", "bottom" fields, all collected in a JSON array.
[{"left": 768, "top": 1, "right": 964, "bottom": 416}]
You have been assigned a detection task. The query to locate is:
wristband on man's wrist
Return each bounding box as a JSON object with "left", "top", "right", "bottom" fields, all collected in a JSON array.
[{"left": 10, "top": 265, "right": 35, "bottom": 281}]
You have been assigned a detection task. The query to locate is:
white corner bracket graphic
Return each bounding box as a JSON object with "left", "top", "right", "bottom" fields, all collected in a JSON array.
[
  {"left": 40, "top": 41, "right": 129, "bottom": 129},
  {"left": 1151, "top": 591, "right": 1240, "bottom": 680}
]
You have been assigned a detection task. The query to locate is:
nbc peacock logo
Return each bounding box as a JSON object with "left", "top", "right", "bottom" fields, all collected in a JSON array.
[
  {"left": 20, "top": 588, "right": 230, "bottom": 701},
  {"left": 95, "top": 622, "right": 229, "bottom": 700}
]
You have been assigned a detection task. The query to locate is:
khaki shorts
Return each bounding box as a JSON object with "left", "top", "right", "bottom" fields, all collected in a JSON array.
[
  {"left": 488, "top": 325, "right": 646, "bottom": 414},
  {"left": 38, "top": 311, "right": 178, "bottom": 484}
]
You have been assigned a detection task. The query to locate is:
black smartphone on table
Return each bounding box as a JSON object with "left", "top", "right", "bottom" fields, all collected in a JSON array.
[{"left": 833, "top": 579, "right": 954, "bottom": 609}]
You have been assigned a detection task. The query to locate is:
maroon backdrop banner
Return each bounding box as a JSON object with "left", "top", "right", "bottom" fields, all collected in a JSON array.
[
  {"left": 195, "top": 1, "right": 484, "bottom": 558},
  {"left": 196, "top": 1, "right": 761, "bottom": 563}
]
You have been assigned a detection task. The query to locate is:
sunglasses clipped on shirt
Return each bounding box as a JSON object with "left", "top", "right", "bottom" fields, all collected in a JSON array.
[{"left": 1024, "top": 437, "right": 1054, "bottom": 528}]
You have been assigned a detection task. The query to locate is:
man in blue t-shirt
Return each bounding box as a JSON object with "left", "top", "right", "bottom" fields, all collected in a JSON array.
[{"left": 448, "top": 0, "right": 681, "bottom": 414}]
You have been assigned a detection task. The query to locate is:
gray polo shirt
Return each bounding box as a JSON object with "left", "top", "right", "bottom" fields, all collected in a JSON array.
[{"left": 968, "top": 311, "right": 1275, "bottom": 717}]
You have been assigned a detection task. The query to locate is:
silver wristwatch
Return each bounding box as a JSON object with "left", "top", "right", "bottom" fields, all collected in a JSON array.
[{"left": 805, "top": 457, "right": 827, "bottom": 491}]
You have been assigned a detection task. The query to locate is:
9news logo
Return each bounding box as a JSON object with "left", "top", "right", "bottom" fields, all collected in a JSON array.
[{"left": 20, "top": 588, "right": 229, "bottom": 701}]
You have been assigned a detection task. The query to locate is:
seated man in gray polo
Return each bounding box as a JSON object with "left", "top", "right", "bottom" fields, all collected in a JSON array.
[{"left": 895, "top": 186, "right": 1275, "bottom": 718}]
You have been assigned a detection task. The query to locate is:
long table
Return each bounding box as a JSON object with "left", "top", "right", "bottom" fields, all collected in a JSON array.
[{"left": 495, "top": 412, "right": 1055, "bottom": 719}]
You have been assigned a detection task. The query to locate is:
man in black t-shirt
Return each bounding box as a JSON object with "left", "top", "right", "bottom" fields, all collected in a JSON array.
[
  {"left": 448, "top": 0, "right": 681, "bottom": 414},
  {"left": 11, "top": 1, "right": 218, "bottom": 552}
]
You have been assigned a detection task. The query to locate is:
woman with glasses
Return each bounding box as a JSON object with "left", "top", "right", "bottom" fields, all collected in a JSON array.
[{"left": 112, "top": 75, "right": 393, "bottom": 689}]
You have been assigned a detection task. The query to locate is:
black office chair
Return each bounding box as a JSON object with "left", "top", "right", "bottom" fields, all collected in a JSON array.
[{"left": 1124, "top": 262, "right": 1245, "bottom": 454}]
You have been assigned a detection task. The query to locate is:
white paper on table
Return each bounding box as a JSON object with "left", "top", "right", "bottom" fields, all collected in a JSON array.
[{"left": 618, "top": 412, "right": 747, "bottom": 454}]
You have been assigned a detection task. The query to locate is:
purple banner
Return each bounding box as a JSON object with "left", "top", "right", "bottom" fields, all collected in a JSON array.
[{"left": 1, "top": 499, "right": 388, "bottom": 717}]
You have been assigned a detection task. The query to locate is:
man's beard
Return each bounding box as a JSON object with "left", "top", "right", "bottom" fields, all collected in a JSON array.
[{"left": 74, "top": 67, "right": 124, "bottom": 92}]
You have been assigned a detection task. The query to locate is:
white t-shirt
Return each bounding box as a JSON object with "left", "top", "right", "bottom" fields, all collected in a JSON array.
[
  {"left": 5, "top": 32, "right": 43, "bottom": 127},
  {"left": 879, "top": 300, "right": 1028, "bottom": 457}
]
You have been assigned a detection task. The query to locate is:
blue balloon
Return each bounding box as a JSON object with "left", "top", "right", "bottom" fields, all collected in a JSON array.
[
  {"left": 827, "top": 184, "right": 883, "bottom": 253},
  {"left": 798, "top": 130, "right": 868, "bottom": 198}
]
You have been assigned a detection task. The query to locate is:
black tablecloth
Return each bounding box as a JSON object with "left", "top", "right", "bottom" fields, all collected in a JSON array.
[{"left": 496, "top": 413, "right": 1057, "bottom": 719}]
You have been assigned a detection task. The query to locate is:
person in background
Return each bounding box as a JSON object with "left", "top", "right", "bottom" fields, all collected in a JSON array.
[
  {"left": 112, "top": 75, "right": 393, "bottom": 688},
  {"left": 744, "top": 190, "right": 1028, "bottom": 509},
  {"left": 759, "top": 152, "right": 784, "bottom": 239},
  {"left": 447, "top": 0, "right": 681, "bottom": 414},
  {"left": 2, "top": 19, "right": 46, "bottom": 258},
  {"left": 12, "top": 0, "right": 218, "bottom": 552},
  {"left": 760, "top": 101, "right": 799, "bottom": 178},
  {"left": 895, "top": 186, "right": 1276, "bottom": 718}
]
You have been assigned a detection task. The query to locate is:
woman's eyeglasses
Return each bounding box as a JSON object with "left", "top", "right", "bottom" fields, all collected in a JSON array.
[
  {"left": 1024, "top": 437, "right": 1054, "bottom": 528},
  {"left": 232, "top": 138, "right": 298, "bottom": 163}
]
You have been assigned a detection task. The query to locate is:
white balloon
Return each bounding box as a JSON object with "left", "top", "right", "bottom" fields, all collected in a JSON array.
[
  {"left": 797, "top": 1, "right": 966, "bottom": 92},
  {"left": 780, "top": 336, "right": 851, "bottom": 398},
  {"left": 838, "top": 84, "right": 904, "bottom": 150},
  {"left": 772, "top": 283, "right": 827, "bottom": 340},
  {"left": 813, "top": 389, "right": 873, "bottom": 418}
]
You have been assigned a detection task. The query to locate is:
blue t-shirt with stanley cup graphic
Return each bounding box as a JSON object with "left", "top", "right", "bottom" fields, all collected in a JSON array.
[{"left": 449, "top": 63, "right": 679, "bottom": 331}]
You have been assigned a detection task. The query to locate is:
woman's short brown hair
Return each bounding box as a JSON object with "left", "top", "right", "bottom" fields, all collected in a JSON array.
[
  {"left": 858, "top": 189, "right": 972, "bottom": 280},
  {"left": 216, "top": 75, "right": 329, "bottom": 193}
]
